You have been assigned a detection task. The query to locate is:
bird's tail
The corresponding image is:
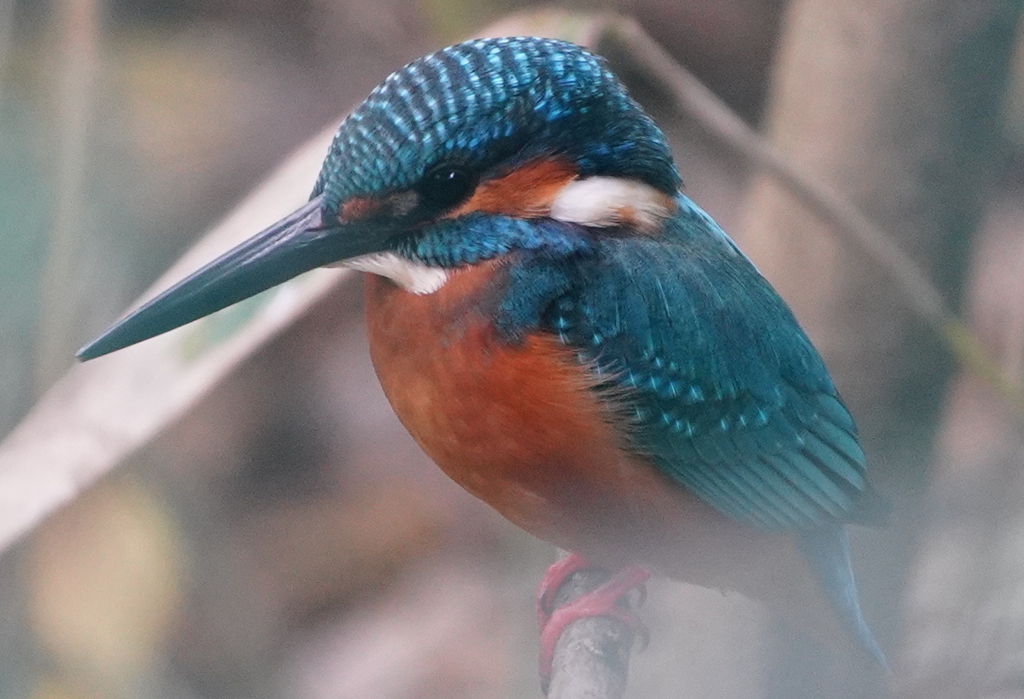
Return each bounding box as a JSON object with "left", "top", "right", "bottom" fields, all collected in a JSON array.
[{"left": 796, "top": 523, "right": 888, "bottom": 669}]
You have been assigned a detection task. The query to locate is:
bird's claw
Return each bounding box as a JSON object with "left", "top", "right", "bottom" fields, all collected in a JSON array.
[
  {"left": 535, "top": 556, "right": 651, "bottom": 689},
  {"left": 536, "top": 552, "right": 591, "bottom": 627}
]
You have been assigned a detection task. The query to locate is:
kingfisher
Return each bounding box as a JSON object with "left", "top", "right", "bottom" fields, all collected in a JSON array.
[{"left": 78, "top": 37, "right": 887, "bottom": 683}]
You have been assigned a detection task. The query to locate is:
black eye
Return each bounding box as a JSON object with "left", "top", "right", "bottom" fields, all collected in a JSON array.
[{"left": 416, "top": 165, "right": 475, "bottom": 211}]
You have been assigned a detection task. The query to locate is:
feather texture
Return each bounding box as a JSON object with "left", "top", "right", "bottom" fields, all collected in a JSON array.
[{"left": 490, "top": 194, "right": 887, "bottom": 531}]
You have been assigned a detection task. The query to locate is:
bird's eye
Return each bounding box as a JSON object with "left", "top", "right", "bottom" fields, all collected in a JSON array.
[{"left": 416, "top": 165, "right": 476, "bottom": 211}]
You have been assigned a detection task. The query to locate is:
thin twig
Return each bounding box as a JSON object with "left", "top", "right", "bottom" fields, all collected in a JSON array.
[{"left": 593, "top": 16, "right": 1024, "bottom": 419}]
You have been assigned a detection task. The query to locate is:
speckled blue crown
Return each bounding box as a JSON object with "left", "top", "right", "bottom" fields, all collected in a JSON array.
[{"left": 313, "top": 37, "right": 680, "bottom": 209}]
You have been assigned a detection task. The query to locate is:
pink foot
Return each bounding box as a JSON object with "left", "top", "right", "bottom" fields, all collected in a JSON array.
[
  {"left": 536, "top": 552, "right": 591, "bottom": 628},
  {"left": 535, "top": 554, "right": 650, "bottom": 685}
]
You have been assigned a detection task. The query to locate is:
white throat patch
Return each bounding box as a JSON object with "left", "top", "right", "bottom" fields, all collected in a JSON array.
[
  {"left": 549, "top": 177, "right": 674, "bottom": 233},
  {"left": 341, "top": 253, "right": 450, "bottom": 295}
]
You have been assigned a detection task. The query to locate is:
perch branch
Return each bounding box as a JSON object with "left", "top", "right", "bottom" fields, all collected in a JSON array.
[{"left": 545, "top": 559, "right": 641, "bottom": 699}]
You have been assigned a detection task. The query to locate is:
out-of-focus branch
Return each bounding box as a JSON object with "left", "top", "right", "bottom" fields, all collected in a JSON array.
[
  {"left": 0, "top": 126, "right": 346, "bottom": 556},
  {"left": 899, "top": 214, "right": 1024, "bottom": 697}
]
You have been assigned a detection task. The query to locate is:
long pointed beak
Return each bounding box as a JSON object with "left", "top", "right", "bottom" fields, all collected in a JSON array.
[{"left": 78, "top": 195, "right": 384, "bottom": 360}]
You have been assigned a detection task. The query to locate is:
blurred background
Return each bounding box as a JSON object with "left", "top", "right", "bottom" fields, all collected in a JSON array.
[{"left": 1, "top": 0, "right": 1023, "bottom": 697}]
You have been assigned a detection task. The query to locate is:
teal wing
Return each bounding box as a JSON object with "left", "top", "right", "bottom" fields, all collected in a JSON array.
[{"left": 547, "top": 202, "right": 884, "bottom": 531}]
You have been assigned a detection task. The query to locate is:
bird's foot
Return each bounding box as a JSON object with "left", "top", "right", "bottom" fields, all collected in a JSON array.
[{"left": 535, "top": 553, "right": 650, "bottom": 686}]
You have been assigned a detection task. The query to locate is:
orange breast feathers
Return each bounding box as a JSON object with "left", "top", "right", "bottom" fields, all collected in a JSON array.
[
  {"left": 363, "top": 264, "right": 854, "bottom": 646},
  {"left": 364, "top": 260, "right": 638, "bottom": 550},
  {"left": 364, "top": 262, "right": 786, "bottom": 564}
]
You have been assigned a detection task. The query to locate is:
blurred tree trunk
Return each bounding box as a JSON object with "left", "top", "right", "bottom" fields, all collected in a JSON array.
[
  {"left": 899, "top": 194, "right": 1024, "bottom": 698},
  {"left": 35, "top": 0, "right": 102, "bottom": 390},
  {"left": 737, "top": 0, "right": 1021, "bottom": 697},
  {"left": 741, "top": 0, "right": 1018, "bottom": 447}
]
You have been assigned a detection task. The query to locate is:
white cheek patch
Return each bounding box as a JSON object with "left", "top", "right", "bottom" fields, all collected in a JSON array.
[
  {"left": 549, "top": 177, "right": 675, "bottom": 233},
  {"left": 340, "top": 252, "right": 450, "bottom": 295}
]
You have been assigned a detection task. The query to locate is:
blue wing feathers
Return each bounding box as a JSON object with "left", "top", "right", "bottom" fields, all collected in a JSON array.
[
  {"left": 741, "top": 459, "right": 823, "bottom": 523},
  {"left": 809, "top": 411, "right": 866, "bottom": 466},
  {"left": 498, "top": 196, "right": 885, "bottom": 662},
  {"left": 528, "top": 199, "right": 881, "bottom": 531},
  {"left": 803, "top": 433, "right": 866, "bottom": 490},
  {"left": 768, "top": 452, "right": 853, "bottom": 517},
  {"left": 726, "top": 464, "right": 805, "bottom": 528},
  {"left": 684, "top": 461, "right": 768, "bottom": 524}
]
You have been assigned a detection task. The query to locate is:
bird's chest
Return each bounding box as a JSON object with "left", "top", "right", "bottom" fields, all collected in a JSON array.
[
  {"left": 362, "top": 266, "right": 808, "bottom": 600},
  {"left": 363, "top": 264, "right": 667, "bottom": 554}
]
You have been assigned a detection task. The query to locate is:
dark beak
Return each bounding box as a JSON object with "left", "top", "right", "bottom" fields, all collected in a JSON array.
[{"left": 77, "top": 195, "right": 386, "bottom": 360}]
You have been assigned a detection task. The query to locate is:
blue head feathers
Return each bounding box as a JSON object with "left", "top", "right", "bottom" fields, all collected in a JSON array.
[
  {"left": 78, "top": 37, "right": 683, "bottom": 359},
  {"left": 313, "top": 37, "right": 682, "bottom": 210}
]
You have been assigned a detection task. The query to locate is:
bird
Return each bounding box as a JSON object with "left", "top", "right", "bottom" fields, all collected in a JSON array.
[{"left": 78, "top": 36, "right": 887, "bottom": 684}]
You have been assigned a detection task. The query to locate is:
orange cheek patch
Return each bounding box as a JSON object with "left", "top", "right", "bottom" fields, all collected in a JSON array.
[
  {"left": 338, "top": 196, "right": 383, "bottom": 223},
  {"left": 448, "top": 158, "right": 578, "bottom": 219}
]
